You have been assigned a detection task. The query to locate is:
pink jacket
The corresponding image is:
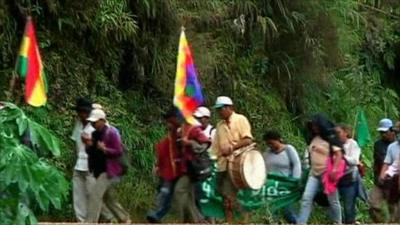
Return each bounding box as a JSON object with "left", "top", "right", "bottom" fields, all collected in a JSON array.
[{"left": 322, "top": 156, "right": 346, "bottom": 195}]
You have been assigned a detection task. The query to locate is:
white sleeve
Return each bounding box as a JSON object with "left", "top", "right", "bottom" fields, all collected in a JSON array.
[
  {"left": 344, "top": 140, "right": 361, "bottom": 166},
  {"left": 70, "top": 121, "right": 80, "bottom": 141},
  {"left": 384, "top": 145, "right": 395, "bottom": 165},
  {"left": 287, "top": 145, "right": 302, "bottom": 178},
  {"left": 82, "top": 124, "right": 95, "bottom": 138}
]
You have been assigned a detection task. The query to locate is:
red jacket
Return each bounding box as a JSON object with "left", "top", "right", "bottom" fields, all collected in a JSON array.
[{"left": 155, "top": 133, "right": 182, "bottom": 181}]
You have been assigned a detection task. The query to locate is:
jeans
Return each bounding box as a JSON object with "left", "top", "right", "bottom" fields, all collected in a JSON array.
[
  {"left": 297, "top": 175, "right": 342, "bottom": 224},
  {"left": 282, "top": 205, "right": 297, "bottom": 224},
  {"left": 147, "top": 179, "right": 175, "bottom": 222},
  {"left": 339, "top": 181, "right": 358, "bottom": 224}
]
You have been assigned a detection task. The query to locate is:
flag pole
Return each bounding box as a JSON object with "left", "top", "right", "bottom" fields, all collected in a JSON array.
[
  {"left": 352, "top": 109, "right": 359, "bottom": 139},
  {"left": 6, "top": 71, "right": 18, "bottom": 101},
  {"left": 8, "top": 16, "right": 31, "bottom": 103}
]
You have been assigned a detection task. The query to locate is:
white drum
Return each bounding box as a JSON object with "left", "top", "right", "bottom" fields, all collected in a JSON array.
[{"left": 228, "top": 144, "right": 267, "bottom": 190}]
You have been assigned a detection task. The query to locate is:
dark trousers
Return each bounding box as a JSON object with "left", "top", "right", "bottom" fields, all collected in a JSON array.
[{"left": 147, "top": 179, "right": 175, "bottom": 222}]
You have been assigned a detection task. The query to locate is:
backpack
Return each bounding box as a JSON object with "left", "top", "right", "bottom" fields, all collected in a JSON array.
[
  {"left": 119, "top": 144, "right": 130, "bottom": 175},
  {"left": 186, "top": 128, "right": 212, "bottom": 182},
  {"left": 188, "top": 149, "right": 213, "bottom": 182}
]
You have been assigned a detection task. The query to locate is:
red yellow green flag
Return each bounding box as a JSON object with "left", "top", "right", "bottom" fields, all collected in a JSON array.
[{"left": 16, "top": 17, "right": 47, "bottom": 107}]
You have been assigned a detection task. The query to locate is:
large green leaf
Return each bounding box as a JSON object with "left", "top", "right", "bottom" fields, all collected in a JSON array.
[
  {"left": 0, "top": 102, "right": 61, "bottom": 156},
  {"left": 0, "top": 104, "right": 68, "bottom": 224},
  {"left": 28, "top": 120, "right": 61, "bottom": 156}
]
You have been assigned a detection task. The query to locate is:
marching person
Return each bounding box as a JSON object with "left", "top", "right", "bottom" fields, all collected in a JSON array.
[
  {"left": 297, "top": 114, "right": 343, "bottom": 225},
  {"left": 378, "top": 121, "right": 400, "bottom": 222},
  {"left": 335, "top": 124, "right": 361, "bottom": 224},
  {"left": 146, "top": 108, "right": 182, "bottom": 223},
  {"left": 211, "top": 96, "right": 253, "bottom": 223},
  {"left": 263, "top": 130, "right": 301, "bottom": 224},
  {"left": 369, "top": 118, "right": 397, "bottom": 223},
  {"left": 173, "top": 107, "right": 211, "bottom": 223},
  {"left": 193, "top": 106, "right": 217, "bottom": 221},
  {"left": 70, "top": 97, "right": 97, "bottom": 222},
  {"left": 85, "top": 108, "right": 130, "bottom": 223},
  {"left": 194, "top": 106, "right": 216, "bottom": 142}
]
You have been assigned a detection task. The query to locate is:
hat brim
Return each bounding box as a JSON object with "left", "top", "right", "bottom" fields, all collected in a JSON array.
[
  {"left": 71, "top": 106, "right": 92, "bottom": 112},
  {"left": 193, "top": 113, "right": 203, "bottom": 118},
  {"left": 87, "top": 117, "right": 100, "bottom": 122},
  {"left": 377, "top": 127, "right": 390, "bottom": 132},
  {"left": 213, "top": 104, "right": 226, "bottom": 109}
]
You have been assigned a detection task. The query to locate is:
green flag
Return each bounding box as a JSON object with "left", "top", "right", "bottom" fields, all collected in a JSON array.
[{"left": 355, "top": 109, "right": 370, "bottom": 148}]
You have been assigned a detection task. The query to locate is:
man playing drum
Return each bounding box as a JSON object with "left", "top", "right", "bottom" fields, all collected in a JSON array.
[{"left": 211, "top": 96, "right": 253, "bottom": 223}]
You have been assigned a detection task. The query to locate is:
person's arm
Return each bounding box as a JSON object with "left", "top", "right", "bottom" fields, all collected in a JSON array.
[
  {"left": 233, "top": 116, "right": 253, "bottom": 150},
  {"left": 101, "top": 128, "right": 123, "bottom": 157},
  {"left": 154, "top": 142, "right": 162, "bottom": 176},
  {"left": 380, "top": 146, "right": 394, "bottom": 181},
  {"left": 183, "top": 127, "right": 210, "bottom": 145},
  {"left": 70, "top": 122, "right": 79, "bottom": 141},
  {"left": 232, "top": 138, "right": 252, "bottom": 150},
  {"left": 331, "top": 147, "right": 343, "bottom": 180},
  {"left": 210, "top": 128, "right": 220, "bottom": 159},
  {"left": 380, "top": 164, "right": 390, "bottom": 181},
  {"left": 344, "top": 140, "right": 361, "bottom": 166},
  {"left": 288, "top": 146, "right": 302, "bottom": 178}
]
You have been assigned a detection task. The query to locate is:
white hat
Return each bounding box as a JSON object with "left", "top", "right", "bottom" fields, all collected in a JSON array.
[
  {"left": 92, "top": 103, "right": 103, "bottom": 109},
  {"left": 213, "top": 96, "right": 233, "bottom": 109},
  {"left": 377, "top": 118, "right": 393, "bottom": 132},
  {"left": 87, "top": 109, "right": 107, "bottom": 122},
  {"left": 194, "top": 106, "right": 211, "bottom": 118}
]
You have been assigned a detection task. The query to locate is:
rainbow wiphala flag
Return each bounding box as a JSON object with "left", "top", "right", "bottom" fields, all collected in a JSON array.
[{"left": 173, "top": 29, "right": 204, "bottom": 125}]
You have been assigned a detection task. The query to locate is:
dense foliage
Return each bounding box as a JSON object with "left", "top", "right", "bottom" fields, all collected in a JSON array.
[
  {"left": 1, "top": 0, "right": 400, "bottom": 223},
  {"left": 0, "top": 102, "right": 68, "bottom": 224}
]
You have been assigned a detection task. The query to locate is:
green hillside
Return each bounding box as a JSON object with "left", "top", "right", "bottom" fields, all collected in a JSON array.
[{"left": 1, "top": 0, "right": 400, "bottom": 223}]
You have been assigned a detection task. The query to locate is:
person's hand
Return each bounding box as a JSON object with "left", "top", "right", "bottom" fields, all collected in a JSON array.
[
  {"left": 221, "top": 145, "right": 233, "bottom": 156},
  {"left": 81, "top": 134, "right": 92, "bottom": 146},
  {"left": 181, "top": 137, "right": 191, "bottom": 146},
  {"left": 97, "top": 141, "right": 107, "bottom": 152},
  {"left": 329, "top": 170, "right": 337, "bottom": 182},
  {"left": 84, "top": 139, "right": 93, "bottom": 147},
  {"left": 152, "top": 166, "right": 158, "bottom": 175},
  {"left": 379, "top": 173, "right": 389, "bottom": 183}
]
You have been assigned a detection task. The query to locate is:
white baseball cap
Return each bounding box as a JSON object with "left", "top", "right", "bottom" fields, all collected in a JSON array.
[
  {"left": 377, "top": 118, "right": 393, "bottom": 132},
  {"left": 213, "top": 96, "right": 233, "bottom": 109},
  {"left": 87, "top": 109, "right": 107, "bottom": 122},
  {"left": 194, "top": 106, "right": 211, "bottom": 118},
  {"left": 92, "top": 103, "right": 103, "bottom": 109}
]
